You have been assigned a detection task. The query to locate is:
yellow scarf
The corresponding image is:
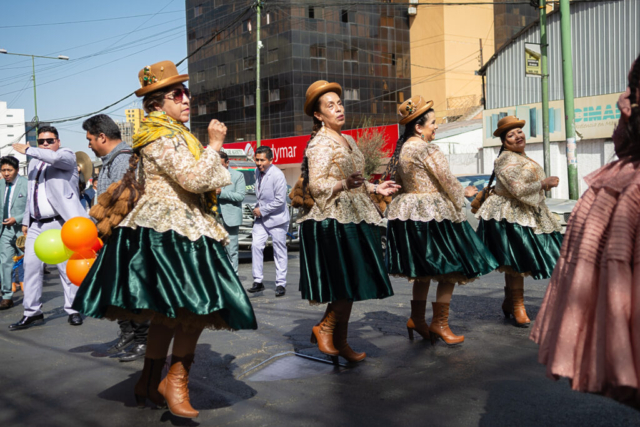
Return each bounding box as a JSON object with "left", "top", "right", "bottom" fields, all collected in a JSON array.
[{"left": 133, "top": 111, "right": 219, "bottom": 217}]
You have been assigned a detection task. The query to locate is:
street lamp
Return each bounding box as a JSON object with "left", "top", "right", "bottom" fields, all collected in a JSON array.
[{"left": 0, "top": 49, "right": 69, "bottom": 137}]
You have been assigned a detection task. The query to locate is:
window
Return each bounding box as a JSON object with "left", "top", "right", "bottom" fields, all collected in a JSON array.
[
  {"left": 244, "top": 57, "right": 255, "bottom": 70},
  {"left": 269, "top": 89, "right": 280, "bottom": 102},
  {"left": 266, "top": 12, "right": 271, "bottom": 25},
  {"left": 310, "top": 45, "right": 326, "bottom": 58},
  {"left": 198, "top": 105, "right": 207, "bottom": 115},
  {"left": 243, "top": 19, "right": 252, "bottom": 33},
  {"left": 7, "top": 125, "right": 13, "bottom": 128},
  {"left": 381, "top": 16, "right": 394, "bottom": 27},
  {"left": 308, "top": 7, "right": 315, "bottom": 19},
  {"left": 7, "top": 134, "right": 14, "bottom": 137},
  {"left": 6, "top": 115, "right": 12, "bottom": 117},
  {"left": 343, "top": 48, "right": 357, "bottom": 61},
  {"left": 218, "top": 100, "right": 227, "bottom": 112},
  {"left": 383, "top": 91, "right": 396, "bottom": 102},
  {"left": 214, "top": 0, "right": 222, "bottom": 8},
  {"left": 341, "top": 10, "right": 349, "bottom": 23},
  {"left": 217, "top": 64, "right": 226, "bottom": 77},
  {"left": 344, "top": 89, "right": 359, "bottom": 101},
  {"left": 267, "top": 48, "right": 278, "bottom": 63},
  {"left": 197, "top": 71, "right": 205, "bottom": 83},
  {"left": 194, "top": 4, "right": 203, "bottom": 17},
  {"left": 244, "top": 94, "right": 255, "bottom": 106}
]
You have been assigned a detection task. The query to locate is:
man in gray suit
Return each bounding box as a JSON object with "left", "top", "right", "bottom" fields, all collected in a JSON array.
[
  {"left": 247, "top": 146, "right": 290, "bottom": 297},
  {"left": 0, "top": 156, "right": 28, "bottom": 310},
  {"left": 217, "top": 151, "right": 246, "bottom": 275},
  {"left": 9, "top": 126, "right": 90, "bottom": 330}
]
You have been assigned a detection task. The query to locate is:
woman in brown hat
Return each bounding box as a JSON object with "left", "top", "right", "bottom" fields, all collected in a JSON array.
[
  {"left": 297, "top": 80, "right": 399, "bottom": 362},
  {"left": 385, "top": 96, "right": 498, "bottom": 345},
  {"left": 72, "top": 61, "right": 257, "bottom": 419},
  {"left": 475, "top": 116, "right": 562, "bottom": 327}
]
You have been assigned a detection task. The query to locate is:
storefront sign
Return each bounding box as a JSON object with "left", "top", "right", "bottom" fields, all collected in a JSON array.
[
  {"left": 222, "top": 124, "right": 399, "bottom": 165},
  {"left": 524, "top": 43, "right": 541, "bottom": 77},
  {"left": 482, "top": 92, "right": 622, "bottom": 147}
]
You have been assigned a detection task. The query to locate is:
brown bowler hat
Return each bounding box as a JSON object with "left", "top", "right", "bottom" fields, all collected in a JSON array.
[
  {"left": 398, "top": 96, "right": 434, "bottom": 125},
  {"left": 134, "top": 60, "right": 189, "bottom": 97},
  {"left": 493, "top": 115, "right": 526, "bottom": 137},
  {"left": 304, "top": 80, "right": 342, "bottom": 117}
]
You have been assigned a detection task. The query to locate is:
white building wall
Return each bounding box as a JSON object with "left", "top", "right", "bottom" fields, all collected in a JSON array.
[
  {"left": 0, "top": 101, "right": 27, "bottom": 169},
  {"left": 481, "top": 139, "right": 614, "bottom": 200}
]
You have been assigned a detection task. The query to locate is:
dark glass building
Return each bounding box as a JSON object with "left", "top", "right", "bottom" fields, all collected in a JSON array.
[
  {"left": 494, "top": 1, "right": 538, "bottom": 51},
  {"left": 185, "top": 0, "right": 412, "bottom": 143}
]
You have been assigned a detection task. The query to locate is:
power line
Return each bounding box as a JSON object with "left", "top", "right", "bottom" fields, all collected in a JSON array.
[{"left": 0, "top": 10, "right": 184, "bottom": 29}]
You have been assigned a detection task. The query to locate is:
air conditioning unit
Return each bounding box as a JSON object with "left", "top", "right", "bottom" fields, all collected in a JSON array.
[{"left": 408, "top": 6, "right": 417, "bottom": 15}]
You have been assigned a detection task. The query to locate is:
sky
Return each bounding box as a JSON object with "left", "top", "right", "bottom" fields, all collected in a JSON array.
[{"left": 0, "top": 0, "right": 188, "bottom": 158}]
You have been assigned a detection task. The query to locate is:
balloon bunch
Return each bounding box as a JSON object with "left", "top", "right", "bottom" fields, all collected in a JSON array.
[{"left": 34, "top": 217, "right": 104, "bottom": 286}]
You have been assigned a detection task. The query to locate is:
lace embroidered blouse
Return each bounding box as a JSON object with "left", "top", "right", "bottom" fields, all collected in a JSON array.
[
  {"left": 297, "top": 132, "right": 382, "bottom": 225},
  {"left": 119, "top": 134, "right": 232, "bottom": 243},
  {"left": 387, "top": 139, "right": 467, "bottom": 223},
  {"left": 476, "top": 150, "right": 561, "bottom": 234}
]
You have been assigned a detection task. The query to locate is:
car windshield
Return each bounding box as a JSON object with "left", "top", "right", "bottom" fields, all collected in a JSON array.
[
  {"left": 233, "top": 167, "right": 257, "bottom": 194},
  {"left": 456, "top": 175, "right": 491, "bottom": 201}
]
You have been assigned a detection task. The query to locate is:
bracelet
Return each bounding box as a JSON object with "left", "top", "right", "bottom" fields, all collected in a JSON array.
[{"left": 342, "top": 179, "right": 348, "bottom": 191}]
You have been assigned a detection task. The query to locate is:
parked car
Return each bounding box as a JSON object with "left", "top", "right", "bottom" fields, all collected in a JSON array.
[
  {"left": 228, "top": 160, "right": 299, "bottom": 250},
  {"left": 456, "top": 174, "right": 577, "bottom": 233}
]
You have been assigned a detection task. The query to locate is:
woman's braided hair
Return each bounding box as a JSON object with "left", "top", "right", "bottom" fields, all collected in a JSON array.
[
  {"left": 89, "top": 153, "right": 144, "bottom": 239},
  {"left": 382, "top": 109, "right": 433, "bottom": 181},
  {"left": 616, "top": 57, "right": 640, "bottom": 161}
]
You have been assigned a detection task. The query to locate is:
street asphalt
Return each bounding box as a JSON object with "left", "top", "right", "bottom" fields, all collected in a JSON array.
[{"left": 1, "top": 249, "right": 639, "bottom": 427}]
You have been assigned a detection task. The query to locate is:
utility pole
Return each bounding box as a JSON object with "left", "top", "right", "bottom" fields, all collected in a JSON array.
[
  {"left": 0, "top": 49, "right": 69, "bottom": 137},
  {"left": 559, "top": 0, "right": 579, "bottom": 199},
  {"left": 255, "top": 0, "right": 262, "bottom": 148},
  {"left": 539, "top": 0, "right": 551, "bottom": 197}
]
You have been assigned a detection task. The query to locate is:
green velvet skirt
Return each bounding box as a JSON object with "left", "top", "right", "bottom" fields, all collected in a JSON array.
[
  {"left": 71, "top": 227, "right": 257, "bottom": 331},
  {"left": 476, "top": 219, "right": 563, "bottom": 280},
  {"left": 386, "top": 219, "right": 498, "bottom": 284},
  {"left": 299, "top": 219, "right": 394, "bottom": 303}
]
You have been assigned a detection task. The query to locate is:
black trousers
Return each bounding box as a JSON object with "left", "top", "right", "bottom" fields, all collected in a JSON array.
[{"left": 117, "top": 319, "right": 150, "bottom": 344}]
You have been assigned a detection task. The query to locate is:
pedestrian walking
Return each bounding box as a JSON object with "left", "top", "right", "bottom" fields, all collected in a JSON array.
[
  {"left": 475, "top": 116, "right": 563, "bottom": 327},
  {"left": 531, "top": 59, "right": 640, "bottom": 409},
  {"left": 296, "top": 80, "right": 399, "bottom": 362},
  {"left": 385, "top": 96, "right": 498, "bottom": 345},
  {"left": 9, "top": 126, "right": 89, "bottom": 330},
  {"left": 71, "top": 61, "right": 257, "bottom": 419},
  {"left": 0, "top": 156, "right": 28, "bottom": 310},
  {"left": 84, "top": 113, "right": 150, "bottom": 363},
  {"left": 247, "top": 145, "right": 289, "bottom": 297},
  {"left": 217, "top": 150, "right": 246, "bottom": 275}
]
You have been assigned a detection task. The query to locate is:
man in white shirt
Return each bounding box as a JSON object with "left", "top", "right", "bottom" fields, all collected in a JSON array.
[
  {"left": 9, "top": 126, "right": 89, "bottom": 330},
  {"left": 0, "top": 156, "right": 28, "bottom": 310}
]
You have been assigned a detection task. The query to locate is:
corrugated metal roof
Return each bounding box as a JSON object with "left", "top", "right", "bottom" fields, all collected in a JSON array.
[{"left": 483, "top": 0, "right": 639, "bottom": 110}]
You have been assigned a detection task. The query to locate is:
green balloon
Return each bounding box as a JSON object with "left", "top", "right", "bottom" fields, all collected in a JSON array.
[{"left": 34, "top": 229, "right": 73, "bottom": 264}]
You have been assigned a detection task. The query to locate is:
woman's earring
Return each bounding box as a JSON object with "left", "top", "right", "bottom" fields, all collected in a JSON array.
[{"left": 420, "top": 134, "right": 425, "bottom": 141}]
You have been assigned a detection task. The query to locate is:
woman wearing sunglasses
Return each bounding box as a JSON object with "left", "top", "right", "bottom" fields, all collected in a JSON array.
[{"left": 72, "top": 61, "right": 257, "bottom": 419}]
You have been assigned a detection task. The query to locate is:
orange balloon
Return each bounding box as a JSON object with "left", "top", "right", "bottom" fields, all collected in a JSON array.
[
  {"left": 75, "top": 248, "right": 97, "bottom": 259},
  {"left": 61, "top": 217, "right": 98, "bottom": 252},
  {"left": 66, "top": 253, "right": 96, "bottom": 286},
  {"left": 91, "top": 238, "right": 104, "bottom": 253}
]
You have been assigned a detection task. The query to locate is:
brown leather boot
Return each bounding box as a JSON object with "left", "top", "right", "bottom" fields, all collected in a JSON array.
[
  {"left": 158, "top": 356, "right": 199, "bottom": 419},
  {"left": 134, "top": 357, "right": 167, "bottom": 408},
  {"left": 310, "top": 309, "right": 339, "bottom": 356},
  {"left": 406, "top": 300, "right": 430, "bottom": 341},
  {"left": 429, "top": 302, "right": 464, "bottom": 345},
  {"left": 501, "top": 286, "right": 512, "bottom": 319},
  {"left": 510, "top": 288, "right": 531, "bottom": 327},
  {"left": 333, "top": 303, "right": 366, "bottom": 362}
]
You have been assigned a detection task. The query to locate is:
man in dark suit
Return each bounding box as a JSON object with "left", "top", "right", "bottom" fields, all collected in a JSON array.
[
  {"left": 0, "top": 156, "right": 28, "bottom": 310},
  {"left": 9, "top": 126, "right": 90, "bottom": 330}
]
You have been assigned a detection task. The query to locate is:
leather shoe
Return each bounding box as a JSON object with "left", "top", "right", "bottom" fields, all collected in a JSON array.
[
  {"left": 9, "top": 314, "right": 44, "bottom": 331},
  {"left": 247, "top": 282, "right": 265, "bottom": 293},
  {"left": 0, "top": 299, "right": 14, "bottom": 310},
  {"left": 275, "top": 285, "right": 286, "bottom": 297},
  {"left": 119, "top": 343, "right": 147, "bottom": 362},
  {"left": 108, "top": 332, "right": 135, "bottom": 354},
  {"left": 68, "top": 313, "right": 83, "bottom": 326}
]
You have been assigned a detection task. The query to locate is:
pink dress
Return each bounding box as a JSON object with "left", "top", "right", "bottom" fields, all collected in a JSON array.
[{"left": 530, "top": 159, "right": 640, "bottom": 408}]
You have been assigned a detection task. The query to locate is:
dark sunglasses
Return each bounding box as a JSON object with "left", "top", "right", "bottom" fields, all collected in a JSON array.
[
  {"left": 165, "top": 88, "right": 190, "bottom": 102},
  {"left": 37, "top": 138, "right": 57, "bottom": 145}
]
